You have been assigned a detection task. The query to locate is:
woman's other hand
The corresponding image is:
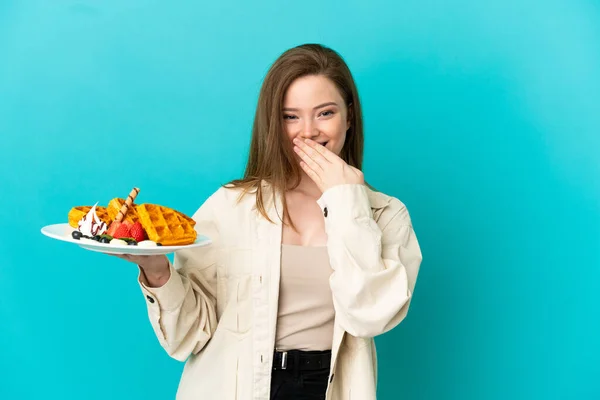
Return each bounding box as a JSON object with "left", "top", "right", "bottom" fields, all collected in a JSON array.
[{"left": 293, "top": 138, "right": 364, "bottom": 193}]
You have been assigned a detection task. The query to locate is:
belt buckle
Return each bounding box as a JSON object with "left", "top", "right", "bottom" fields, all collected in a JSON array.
[{"left": 281, "top": 351, "right": 288, "bottom": 370}]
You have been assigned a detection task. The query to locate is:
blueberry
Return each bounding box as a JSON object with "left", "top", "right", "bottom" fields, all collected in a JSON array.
[
  {"left": 92, "top": 236, "right": 101, "bottom": 241},
  {"left": 72, "top": 231, "right": 82, "bottom": 240},
  {"left": 100, "top": 237, "right": 110, "bottom": 244},
  {"left": 128, "top": 241, "right": 137, "bottom": 246},
  {"left": 156, "top": 243, "right": 162, "bottom": 246}
]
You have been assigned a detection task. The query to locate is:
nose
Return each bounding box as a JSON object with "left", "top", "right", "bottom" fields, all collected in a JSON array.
[{"left": 298, "top": 119, "right": 319, "bottom": 139}]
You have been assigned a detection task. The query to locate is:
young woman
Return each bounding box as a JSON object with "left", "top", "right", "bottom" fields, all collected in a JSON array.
[{"left": 118, "top": 44, "right": 422, "bottom": 400}]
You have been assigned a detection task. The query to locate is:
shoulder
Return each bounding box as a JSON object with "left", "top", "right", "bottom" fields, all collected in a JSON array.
[
  {"left": 192, "top": 184, "right": 257, "bottom": 218},
  {"left": 365, "top": 186, "right": 413, "bottom": 228},
  {"left": 210, "top": 184, "right": 248, "bottom": 204}
]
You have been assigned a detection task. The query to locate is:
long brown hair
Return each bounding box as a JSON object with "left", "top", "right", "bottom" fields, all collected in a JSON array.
[{"left": 227, "top": 43, "right": 364, "bottom": 224}]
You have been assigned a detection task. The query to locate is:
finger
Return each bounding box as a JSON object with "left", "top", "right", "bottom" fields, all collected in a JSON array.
[
  {"left": 294, "top": 144, "right": 324, "bottom": 173},
  {"left": 111, "top": 254, "right": 142, "bottom": 264},
  {"left": 303, "top": 138, "right": 339, "bottom": 163},
  {"left": 293, "top": 138, "right": 329, "bottom": 167},
  {"left": 126, "top": 255, "right": 151, "bottom": 265},
  {"left": 299, "top": 160, "right": 323, "bottom": 187}
]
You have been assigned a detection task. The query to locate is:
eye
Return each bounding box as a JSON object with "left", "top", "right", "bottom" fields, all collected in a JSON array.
[
  {"left": 283, "top": 114, "right": 297, "bottom": 120},
  {"left": 319, "top": 110, "right": 335, "bottom": 117}
]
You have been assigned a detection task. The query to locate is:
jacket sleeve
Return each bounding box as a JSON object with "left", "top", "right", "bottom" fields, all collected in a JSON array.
[
  {"left": 137, "top": 192, "right": 220, "bottom": 362},
  {"left": 317, "top": 184, "right": 422, "bottom": 338}
]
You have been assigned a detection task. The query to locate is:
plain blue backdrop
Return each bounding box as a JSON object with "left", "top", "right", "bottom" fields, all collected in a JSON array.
[{"left": 1, "top": 1, "right": 599, "bottom": 399}]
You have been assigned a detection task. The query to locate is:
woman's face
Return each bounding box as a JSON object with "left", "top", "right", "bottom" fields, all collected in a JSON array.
[{"left": 282, "top": 75, "right": 350, "bottom": 156}]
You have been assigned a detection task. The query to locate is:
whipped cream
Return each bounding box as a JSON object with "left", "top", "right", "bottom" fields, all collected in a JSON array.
[
  {"left": 109, "top": 238, "right": 127, "bottom": 246},
  {"left": 77, "top": 202, "right": 107, "bottom": 237}
]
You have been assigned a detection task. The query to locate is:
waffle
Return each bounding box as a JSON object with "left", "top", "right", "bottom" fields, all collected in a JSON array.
[
  {"left": 108, "top": 197, "right": 196, "bottom": 227},
  {"left": 107, "top": 198, "right": 141, "bottom": 224},
  {"left": 136, "top": 203, "right": 197, "bottom": 246},
  {"left": 68, "top": 206, "right": 112, "bottom": 228}
]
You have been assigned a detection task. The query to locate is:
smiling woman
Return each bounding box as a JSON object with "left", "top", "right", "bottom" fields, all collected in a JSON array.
[{"left": 115, "top": 43, "right": 422, "bottom": 400}]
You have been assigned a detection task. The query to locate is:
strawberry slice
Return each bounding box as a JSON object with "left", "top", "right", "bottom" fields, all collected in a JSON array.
[
  {"left": 112, "top": 223, "right": 131, "bottom": 239},
  {"left": 129, "top": 222, "right": 146, "bottom": 242}
]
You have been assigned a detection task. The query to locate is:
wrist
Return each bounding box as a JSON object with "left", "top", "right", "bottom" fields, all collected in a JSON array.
[
  {"left": 139, "top": 258, "right": 170, "bottom": 286},
  {"left": 142, "top": 270, "right": 170, "bottom": 288}
]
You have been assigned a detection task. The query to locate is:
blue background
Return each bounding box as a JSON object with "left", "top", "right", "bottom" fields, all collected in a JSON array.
[{"left": 1, "top": 1, "right": 599, "bottom": 399}]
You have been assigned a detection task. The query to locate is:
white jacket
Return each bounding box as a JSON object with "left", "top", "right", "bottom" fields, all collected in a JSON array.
[{"left": 138, "top": 183, "right": 422, "bottom": 399}]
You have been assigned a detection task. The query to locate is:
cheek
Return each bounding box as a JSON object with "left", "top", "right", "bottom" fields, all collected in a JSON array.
[
  {"left": 321, "top": 119, "right": 346, "bottom": 140},
  {"left": 327, "top": 127, "right": 346, "bottom": 154},
  {"left": 333, "top": 136, "right": 346, "bottom": 154},
  {"left": 285, "top": 124, "right": 297, "bottom": 140}
]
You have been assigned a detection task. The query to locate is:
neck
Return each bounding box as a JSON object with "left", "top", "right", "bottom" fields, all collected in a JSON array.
[{"left": 288, "top": 172, "right": 321, "bottom": 198}]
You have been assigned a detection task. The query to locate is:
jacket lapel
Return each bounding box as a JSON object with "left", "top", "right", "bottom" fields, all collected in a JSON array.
[{"left": 252, "top": 184, "right": 283, "bottom": 373}]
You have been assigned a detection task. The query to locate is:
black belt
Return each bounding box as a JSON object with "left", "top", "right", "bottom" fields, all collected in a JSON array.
[{"left": 272, "top": 349, "right": 332, "bottom": 371}]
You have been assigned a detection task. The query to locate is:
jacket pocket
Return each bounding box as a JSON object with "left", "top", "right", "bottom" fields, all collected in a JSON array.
[
  {"left": 223, "top": 247, "right": 253, "bottom": 277},
  {"left": 234, "top": 276, "right": 252, "bottom": 333},
  {"left": 216, "top": 248, "right": 253, "bottom": 335}
]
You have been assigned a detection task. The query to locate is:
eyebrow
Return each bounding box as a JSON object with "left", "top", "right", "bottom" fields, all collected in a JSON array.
[{"left": 282, "top": 102, "right": 339, "bottom": 112}]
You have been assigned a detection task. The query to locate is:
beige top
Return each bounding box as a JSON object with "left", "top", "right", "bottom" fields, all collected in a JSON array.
[{"left": 275, "top": 244, "right": 335, "bottom": 351}]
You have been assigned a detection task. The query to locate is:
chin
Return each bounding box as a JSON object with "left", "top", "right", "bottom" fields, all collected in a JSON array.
[{"left": 324, "top": 142, "right": 336, "bottom": 152}]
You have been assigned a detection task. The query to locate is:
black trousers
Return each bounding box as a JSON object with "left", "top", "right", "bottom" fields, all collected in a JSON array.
[{"left": 270, "top": 367, "right": 329, "bottom": 400}]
